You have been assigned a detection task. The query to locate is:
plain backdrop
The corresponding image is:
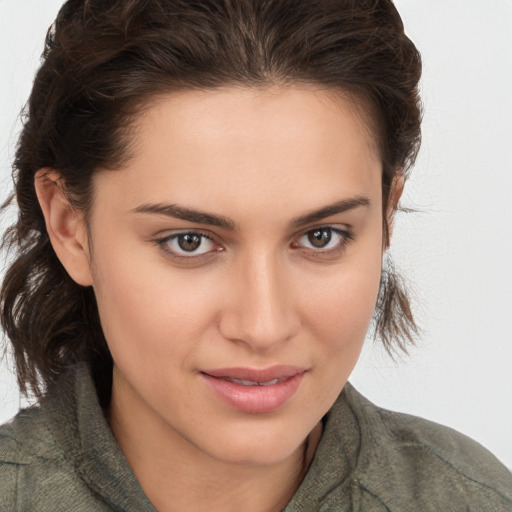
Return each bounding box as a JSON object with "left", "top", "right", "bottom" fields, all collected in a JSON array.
[{"left": 1, "top": 0, "right": 511, "bottom": 469}]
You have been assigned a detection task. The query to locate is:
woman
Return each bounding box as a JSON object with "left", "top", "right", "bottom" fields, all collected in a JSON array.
[{"left": 1, "top": 0, "right": 511, "bottom": 510}]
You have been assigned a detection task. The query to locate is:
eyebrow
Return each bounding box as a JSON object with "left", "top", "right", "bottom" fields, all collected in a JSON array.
[
  {"left": 132, "top": 203, "right": 237, "bottom": 230},
  {"left": 290, "top": 196, "right": 370, "bottom": 228},
  {"left": 131, "top": 195, "right": 370, "bottom": 230}
]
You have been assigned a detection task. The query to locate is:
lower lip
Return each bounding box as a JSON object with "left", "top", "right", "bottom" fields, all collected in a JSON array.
[{"left": 200, "top": 372, "right": 305, "bottom": 414}]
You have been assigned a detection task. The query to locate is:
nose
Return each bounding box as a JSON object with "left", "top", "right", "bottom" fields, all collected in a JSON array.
[{"left": 218, "top": 252, "right": 300, "bottom": 352}]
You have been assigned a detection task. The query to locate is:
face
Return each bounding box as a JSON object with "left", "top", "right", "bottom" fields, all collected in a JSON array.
[{"left": 86, "top": 86, "right": 384, "bottom": 466}]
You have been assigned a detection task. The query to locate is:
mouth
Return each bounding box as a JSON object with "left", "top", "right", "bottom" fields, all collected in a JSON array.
[
  {"left": 200, "top": 366, "right": 306, "bottom": 414},
  {"left": 201, "top": 365, "right": 305, "bottom": 383},
  {"left": 217, "top": 377, "right": 284, "bottom": 386}
]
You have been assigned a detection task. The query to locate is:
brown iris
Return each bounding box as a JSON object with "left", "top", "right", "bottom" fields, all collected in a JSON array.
[
  {"left": 178, "top": 233, "right": 202, "bottom": 252},
  {"left": 307, "top": 228, "right": 332, "bottom": 248}
]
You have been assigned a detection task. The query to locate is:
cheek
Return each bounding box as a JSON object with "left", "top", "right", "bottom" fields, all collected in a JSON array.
[
  {"left": 305, "top": 270, "right": 380, "bottom": 328},
  {"left": 295, "top": 238, "right": 383, "bottom": 378},
  {"left": 296, "top": 259, "right": 382, "bottom": 410},
  {"left": 302, "top": 254, "right": 381, "bottom": 336},
  {"left": 90, "top": 244, "right": 221, "bottom": 371}
]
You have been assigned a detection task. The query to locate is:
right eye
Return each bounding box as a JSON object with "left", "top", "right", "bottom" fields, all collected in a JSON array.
[{"left": 157, "top": 231, "right": 220, "bottom": 257}]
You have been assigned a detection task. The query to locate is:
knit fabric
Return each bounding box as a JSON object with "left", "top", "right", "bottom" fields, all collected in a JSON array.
[{"left": 1, "top": 364, "right": 511, "bottom": 511}]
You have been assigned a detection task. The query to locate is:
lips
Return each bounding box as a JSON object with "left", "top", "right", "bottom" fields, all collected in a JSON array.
[
  {"left": 222, "top": 377, "right": 283, "bottom": 386},
  {"left": 203, "top": 365, "right": 304, "bottom": 383},
  {"left": 200, "top": 366, "right": 306, "bottom": 414}
]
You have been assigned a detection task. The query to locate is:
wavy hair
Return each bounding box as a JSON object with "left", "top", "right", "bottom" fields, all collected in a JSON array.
[{"left": 1, "top": 0, "right": 422, "bottom": 399}]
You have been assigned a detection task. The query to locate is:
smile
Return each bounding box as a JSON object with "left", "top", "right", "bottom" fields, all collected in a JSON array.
[
  {"left": 200, "top": 366, "right": 306, "bottom": 414},
  {"left": 221, "top": 377, "right": 283, "bottom": 386}
]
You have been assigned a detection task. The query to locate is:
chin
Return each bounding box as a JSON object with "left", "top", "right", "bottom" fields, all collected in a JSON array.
[
  {"left": 214, "top": 440, "right": 302, "bottom": 468},
  {"left": 196, "top": 419, "right": 309, "bottom": 468}
]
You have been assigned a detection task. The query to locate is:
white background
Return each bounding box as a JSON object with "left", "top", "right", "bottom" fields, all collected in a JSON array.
[{"left": 1, "top": 0, "right": 511, "bottom": 469}]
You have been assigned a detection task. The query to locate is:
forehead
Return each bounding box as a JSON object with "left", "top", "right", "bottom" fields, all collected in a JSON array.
[
  {"left": 136, "top": 85, "right": 380, "bottom": 161},
  {"left": 94, "top": 85, "right": 382, "bottom": 219}
]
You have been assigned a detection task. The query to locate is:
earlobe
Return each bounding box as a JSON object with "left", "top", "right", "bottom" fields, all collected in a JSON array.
[{"left": 34, "top": 169, "right": 93, "bottom": 286}]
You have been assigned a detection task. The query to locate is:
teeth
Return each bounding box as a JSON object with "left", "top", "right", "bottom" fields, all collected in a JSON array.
[
  {"left": 260, "top": 378, "right": 280, "bottom": 386},
  {"left": 231, "top": 378, "right": 259, "bottom": 386},
  {"left": 223, "top": 377, "right": 282, "bottom": 386}
]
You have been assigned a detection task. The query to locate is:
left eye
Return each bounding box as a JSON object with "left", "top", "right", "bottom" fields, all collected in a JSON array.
[
  {"left": 159, "top": 232, "right": 217, "bottom": 256},
  {"left": 296, "top": 227, "right": 349, "bottom": 251}
]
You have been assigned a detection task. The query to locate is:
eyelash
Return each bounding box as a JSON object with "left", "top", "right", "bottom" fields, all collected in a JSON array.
[
  {"left": 155, "top": 231, "right": 221, "bottom": 261},
  {"left": 292, "top": 227, "right": 354, "bottom": 256},
  {"left": 155, "top": 226, "right": 354, "bottom": 262}
]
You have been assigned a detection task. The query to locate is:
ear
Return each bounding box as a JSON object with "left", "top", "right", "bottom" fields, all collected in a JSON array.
[
  {"left": 34, "top": 169, "right": 93, "bottom": 286},
  {"left": 386, "top": 174, "right": 405, "bottom": 244}
]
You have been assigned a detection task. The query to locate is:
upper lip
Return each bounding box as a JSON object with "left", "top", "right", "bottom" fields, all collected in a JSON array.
[{"left": 201, "top": 365, "right": 306, "bottom": 382}]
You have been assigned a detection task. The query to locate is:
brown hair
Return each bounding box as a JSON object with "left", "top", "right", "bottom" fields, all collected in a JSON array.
[{"left": 1, "top": 0, "right": 422, "bottom": 399}]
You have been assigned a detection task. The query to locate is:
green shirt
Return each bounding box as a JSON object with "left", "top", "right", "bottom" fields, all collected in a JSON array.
[{"left": 1, "top": 365, "right": 511, "bottom": 511}]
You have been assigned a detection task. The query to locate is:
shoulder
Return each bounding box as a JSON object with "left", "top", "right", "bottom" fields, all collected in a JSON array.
[
  {"left": 0, "top": 404, "right": 110, "bottom": 511},
  {"left": 0, "top": 404, "right": 60, "bottom": 461},
  {"left": 344, "top": 383, "right": 512, "bottom": 511},
  {"left": 0, "top": 406, "right": 61, "bottom": 509},
  {"left": 0, "top": 405, "right": 78, "bottom": 510}
]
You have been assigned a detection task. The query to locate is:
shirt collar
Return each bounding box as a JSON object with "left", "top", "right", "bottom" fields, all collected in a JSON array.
[{"left": 43, "top": 364, "right": 156, "bottom": 512}]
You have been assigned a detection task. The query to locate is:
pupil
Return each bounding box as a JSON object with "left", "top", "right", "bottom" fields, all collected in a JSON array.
[
  {"left": 178, "top": 233, "right": 201, "bottom": 251},
  {"left": 308, "top": 228, "right": 331, "bottom": 248}
]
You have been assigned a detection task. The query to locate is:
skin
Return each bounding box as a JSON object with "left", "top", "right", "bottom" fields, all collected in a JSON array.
[{"left": 35, "top": 86, "right": 398, "bottom": 512}]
